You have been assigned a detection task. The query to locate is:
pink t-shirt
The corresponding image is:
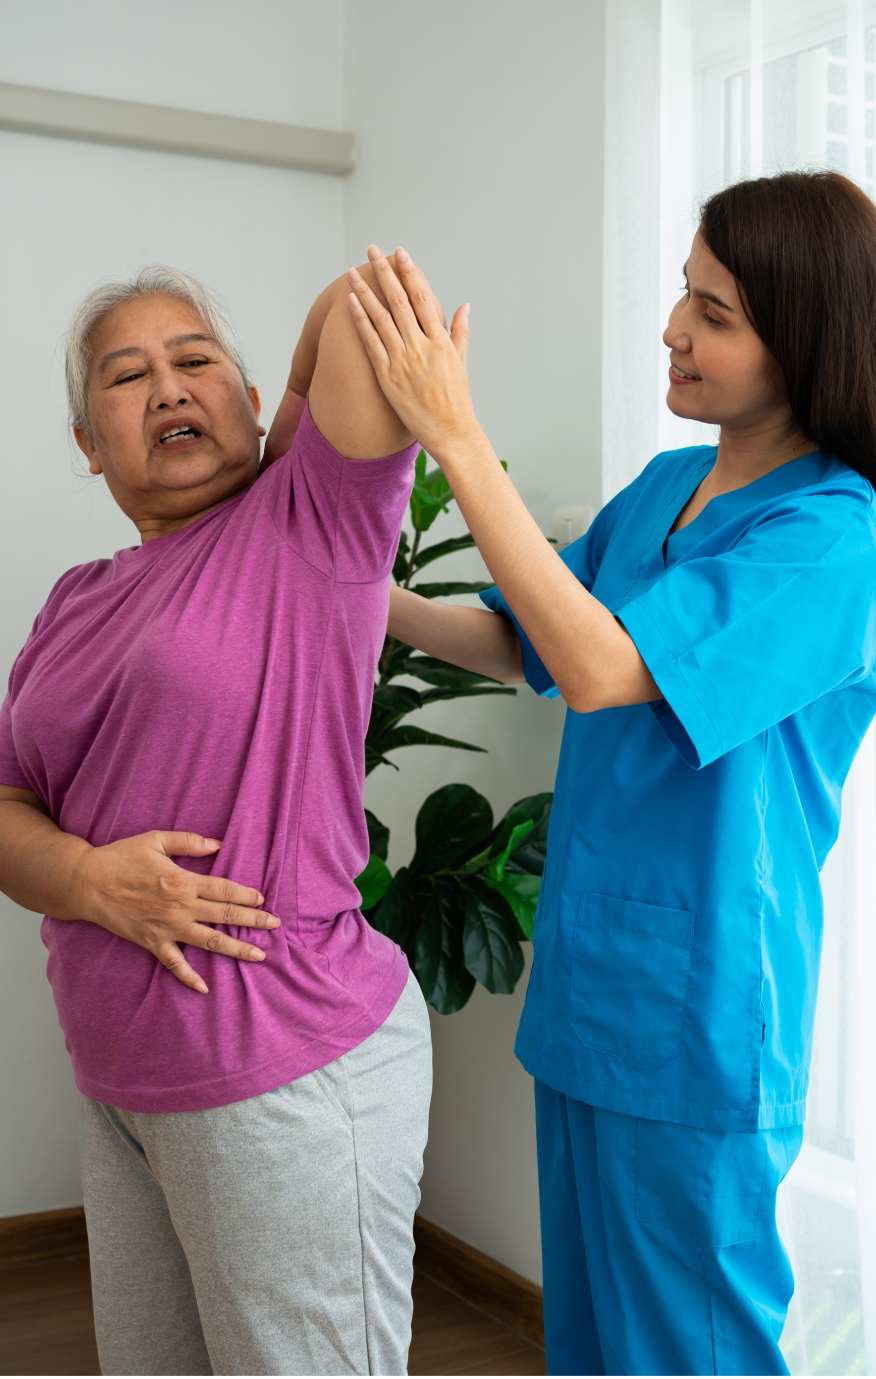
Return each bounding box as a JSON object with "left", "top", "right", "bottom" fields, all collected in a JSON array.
[{"left": 0, "top": 404, "right": 416, "bottom": 1112}]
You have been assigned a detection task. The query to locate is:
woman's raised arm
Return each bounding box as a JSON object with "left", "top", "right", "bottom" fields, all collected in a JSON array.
[{"left": 264, "top": 256, "right": 444, "bottom": 464}]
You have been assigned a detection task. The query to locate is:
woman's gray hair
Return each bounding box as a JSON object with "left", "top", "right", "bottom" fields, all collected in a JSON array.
[{"left": 65, "top": 265, "right": 251, "bottom": 436}]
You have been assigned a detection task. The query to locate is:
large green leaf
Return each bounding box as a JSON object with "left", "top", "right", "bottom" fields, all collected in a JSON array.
[
  {"left": 364, "top": 744, "right": 399, "bottom": 774},
  {"left": 489, "top": 819, "right": 535, "bottom": 881},
  {"left": 370, "top": 725, "right": 487, "bottom": 759},
  {"left": 370, "top": 867, "right": 419, "bottom": 956},
  {"left": 461, "top": 818, "right": 534, "bottom": 878},
  {"left": 411, "top": 533, "right": 477, "bottom": 571},
  {"left": 462, "top": 877, "right": 525, "bottom": 994},
  {"left": 418, "top": 685, "right": 516, "bottom": 706},
  {"left": 499, "top": 793, "right": 553, "bottom": 876},
  {"left": 411, "top": 784, "right": 494, "bottom": 876},
  {"left": 368, "top": 684, "right": 422, "bottom": 734},
  {"left": 392, "top": 530, "right": 411, "bottom": 584},
  {"left": 377, "top": 638, "right": 415, "bottom": 683},
  {"left": 355, "top": 855, "right": 393, "bottom": 911},
  {"left": 410, "top": 581, "right": 494, "bottom": 599},
  {"left": 371, "top": 684, "right": 422, "bottom": 714},
  {"left": 415, "top": 876, "right": 476, "bottom": 1013},
  {"left": 364, "top": 809, "right": 389, "bottom": 862},
  {"left": 410, "top": 455, "right": 454, "bottom": 532},
  {"left": 398, "top": 655, "right": 504, "bottom": 689},
  {"left": 483, "top": 872, "right": 542, "bottom": 941}
]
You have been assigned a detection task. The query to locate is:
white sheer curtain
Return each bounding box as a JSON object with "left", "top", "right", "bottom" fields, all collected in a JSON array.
[{"left": 603, "top": 3, "right": 876, "bottom": 1372}]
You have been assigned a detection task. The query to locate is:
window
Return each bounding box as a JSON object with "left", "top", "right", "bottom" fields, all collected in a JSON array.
[{"left": 604, "top": 3, "right": 876, "bottom": 1371}]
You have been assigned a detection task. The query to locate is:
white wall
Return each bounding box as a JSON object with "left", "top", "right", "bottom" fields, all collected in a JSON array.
[
  {"left": 346, "top": 0, "right": 606, "bottom": 1283},
  {"left": 0, "top": 0, "right": 346, "bottom": 1217}
]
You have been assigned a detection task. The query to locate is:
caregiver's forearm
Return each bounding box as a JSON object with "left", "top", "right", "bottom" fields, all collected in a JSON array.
[
  {"left": 0, "top": 795, "right": 92, "bottom": 918},
  {"left": 388, "top": 587, "right": 524, "bottom": 685},
  {"left": 427, "top": 428, "right": 659, "bottom": 713}
]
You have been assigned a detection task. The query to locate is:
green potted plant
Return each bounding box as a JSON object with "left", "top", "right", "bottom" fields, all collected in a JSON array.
[{"left": 357, "top": 451, "right": 552, "bottom": 1013}]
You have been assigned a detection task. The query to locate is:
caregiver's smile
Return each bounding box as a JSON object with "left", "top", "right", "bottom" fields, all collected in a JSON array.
[
  {"left": 662, "top": 229, "right": 791, "bottom": 438},
  {"left": 668, "top": 363, "right": 701, "bottom": 384}
]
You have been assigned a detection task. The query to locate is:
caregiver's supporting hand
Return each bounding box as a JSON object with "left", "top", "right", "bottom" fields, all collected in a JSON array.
[
  {"left": 0, "top": 785, "right": 278, "bottom": 993},
  {"left": 348, "top": 246, "right": 661, "bottom": 713},
  {"left": 263, "top": 254, "right": 445, "bottom": 469}
]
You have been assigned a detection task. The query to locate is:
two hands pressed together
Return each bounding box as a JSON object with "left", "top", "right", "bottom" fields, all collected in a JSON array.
[{"left": 345, "top": 245, "right": 658, "bottom": 709}]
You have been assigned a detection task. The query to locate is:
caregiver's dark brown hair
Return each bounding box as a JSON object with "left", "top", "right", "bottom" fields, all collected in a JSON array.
[{"left": 699, "top": 170, "right": 876, "bottom": 488}]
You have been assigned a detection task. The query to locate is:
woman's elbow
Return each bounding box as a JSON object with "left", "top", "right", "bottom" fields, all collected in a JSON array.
[
  {"left": 556, "top": 668, "right": 612, "bottom": 714},
  {"left": 497, "top": 666, "right": 527, "bottom": 687},
  {"left": 562, "top": 688, "right": 603, "bottom": 714}
]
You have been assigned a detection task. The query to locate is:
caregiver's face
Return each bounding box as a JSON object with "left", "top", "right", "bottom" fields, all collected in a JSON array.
[
  {"left": 74, "top": 294, "right": 262, "bottom": 537},
  {"left": 662, "top": 231, "right": 790, "bottom": 433}
]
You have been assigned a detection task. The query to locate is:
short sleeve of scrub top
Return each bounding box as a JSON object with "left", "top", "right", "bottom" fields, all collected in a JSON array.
[{"left": 619, "top": 494, "right": 876, "bottom": 769}]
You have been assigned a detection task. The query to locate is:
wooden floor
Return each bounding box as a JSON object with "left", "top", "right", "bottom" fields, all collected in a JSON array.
[{"left": 0, "top": 1254, "right": 546, "bottom": 1377}]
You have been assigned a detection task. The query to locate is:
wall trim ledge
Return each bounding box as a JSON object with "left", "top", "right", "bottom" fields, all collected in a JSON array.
[
  {"left": 414, "top": 1215, "right": 545, "bottom": 1349},
  {"left": 0, "top": 81, "right": 357, "bottom": 174}
]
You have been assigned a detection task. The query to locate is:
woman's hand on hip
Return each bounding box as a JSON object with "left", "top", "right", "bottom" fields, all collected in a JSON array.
[
  {"left": 70, "top": 831, "right": 279, "bottom": 994},
  {"left": 346, "top": 246, "right": 477, "bottom": 457}
]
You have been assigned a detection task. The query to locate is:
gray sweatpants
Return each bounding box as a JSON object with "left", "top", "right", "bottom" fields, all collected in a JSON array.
[{"left": 79, "top": 973, "right": 432, "bottom": 1377}]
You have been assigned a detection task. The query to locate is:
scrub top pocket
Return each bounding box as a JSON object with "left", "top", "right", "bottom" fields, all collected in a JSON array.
[{"left": 569, "top": 892, "right": 695, "bottom": 1067}]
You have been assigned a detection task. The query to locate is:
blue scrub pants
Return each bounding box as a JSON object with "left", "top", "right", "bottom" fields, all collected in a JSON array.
[{"left": 535, "top": 1082, "right": 803, "bottom": 1376}]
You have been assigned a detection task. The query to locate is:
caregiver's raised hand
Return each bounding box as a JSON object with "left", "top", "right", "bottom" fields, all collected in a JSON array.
[{"left": 346, "top": 246, "right": 475, "bottom": 456}]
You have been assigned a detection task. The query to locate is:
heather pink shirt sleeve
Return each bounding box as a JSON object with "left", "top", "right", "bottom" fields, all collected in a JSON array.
[
  {"left": 0, "top": 694, "right": 30, "bottom": 789},
  {"left": 263, "top": 407, "right": 419, "bottom": 583}
]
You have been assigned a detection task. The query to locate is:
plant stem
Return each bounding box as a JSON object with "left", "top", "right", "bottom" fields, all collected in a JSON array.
[
  {"left": 403, "top": 530, "right": 421, "bottom": 590},
  {"left": 379, "top": 526, "right": 422, "bottom": 683},
  {"left": 378, "top": 637, "right": 398, "bottom": 684}
]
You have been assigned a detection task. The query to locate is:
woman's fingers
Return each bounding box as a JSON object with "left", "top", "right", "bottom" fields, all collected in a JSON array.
[
  {"left": 153, "top": 918, "right": 274, "bottom": 995},
  {"left": 347, "top": 267, "right": 404, "bottom": 358},
  {"left": 365, "top": 246, "right": 428, "bottom": 348},
  {"left": 393, "top": 247, "right": 448, "bottom": 339},
  {"left": 154, "top": 941, "right": 210, "bottom": 994},
  {"left": 450, "top": 303, "right": 471, "bottom": 368},
  {"left": 347, "top": 287, "right": 393, "bottom": 372},
  {"left": 196, "top": 899, "right": 280, "bottom": 930},
  {"left": 198, "top": 871, "right": 270, "bottom": 915},
  {"left": 152, "top": 830, "right": 225, "bottom": 859},
  {"left": 185, "top": 922, "right": 268, "bottom": 963}
]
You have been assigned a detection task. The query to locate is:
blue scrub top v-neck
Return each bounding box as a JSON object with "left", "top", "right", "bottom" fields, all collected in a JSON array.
[{"left": 481, "top": 445, "right": 876, "bottom": 1133}]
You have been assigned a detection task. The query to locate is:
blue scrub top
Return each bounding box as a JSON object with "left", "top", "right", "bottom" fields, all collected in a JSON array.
[{"left": 481, "top": 446, "right": 876, "bottom": 1133}]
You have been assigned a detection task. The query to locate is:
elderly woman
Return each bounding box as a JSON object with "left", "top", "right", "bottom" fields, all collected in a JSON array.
[{"left": 0, "top": 262, "right": 431, "bottom": 1376}]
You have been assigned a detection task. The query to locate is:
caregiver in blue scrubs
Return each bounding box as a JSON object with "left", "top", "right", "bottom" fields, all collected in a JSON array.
[{"left": 346, "top": 170, "right": 876, "bottom": 1376}]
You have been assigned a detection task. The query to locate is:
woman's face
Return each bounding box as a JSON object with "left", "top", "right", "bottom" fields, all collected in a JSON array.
[
  {"left": 75, "top": 293, "right": 263, "bottom": 536},
  {"left": 663, "top": 231, "right": 791, "bottom": 435}
]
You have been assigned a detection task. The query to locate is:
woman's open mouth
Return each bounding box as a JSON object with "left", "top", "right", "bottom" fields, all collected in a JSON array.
[
  {"left": 669, "top": 364, "right": 701, "bottom": 384},
  {"left": 158, "top": 425, "right": 203, "bottom": 447}
]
